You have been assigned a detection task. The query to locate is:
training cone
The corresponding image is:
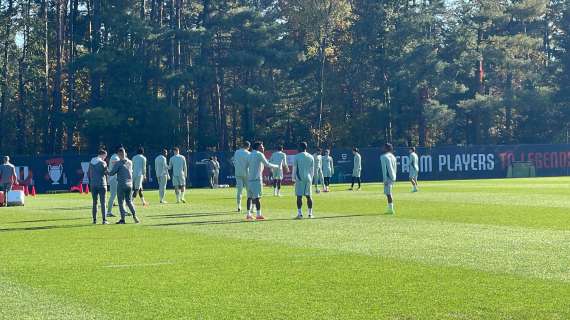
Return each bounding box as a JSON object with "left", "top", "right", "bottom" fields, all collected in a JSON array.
[
  {"left": 79, "top": 184, "right": 84, "bottom": 193},
  {"left": 24, "top": 185, "right": 29, "bottom": 196},
  {"left": 31, "top": 186, "right": 36, "bottom": 197},
  {"left": 85, "top": 184, "right": 90, "bottom": 194}
]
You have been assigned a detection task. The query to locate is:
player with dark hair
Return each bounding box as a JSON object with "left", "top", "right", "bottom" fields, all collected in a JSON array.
[
  {"left": 109, "top": 148, "right": 140, "bottom": 224},
  {"left": 169, "top": 147, "right": 188, "bottom": 203},
  {"left": 381, "top": 143, "right": 397, "bottom": 214},
  {"left": 132, "top": 147, "right": 148, "bottom": 206},
  {"left": 245, "top": 141, "right": 279, "bottom": 220},
  {"left": 349, "top": 147, "right": 362, "bottom": 191},
  {"left": 322, "top": 149, "right": 334, "bottom": 192},
  {"left": 293, "top": 142, "right": 315, "bottom": 219},
  {"left": 155, "top": 149, "right": 170, "bottom": 203},
  {"left": 233, "top": 141, "right": 251, "bottom": 212},
  {"left": 269, "top": 145, "right": 289, "bottom": 196},
  {"left": 89, "top": 149, "right": 109, "bottom": 224},
  {"left": 409, "top": 147, "right": 419, "bottom": 192}
]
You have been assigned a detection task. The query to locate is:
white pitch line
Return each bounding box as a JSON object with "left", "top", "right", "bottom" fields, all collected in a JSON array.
[{"left": 102, "top": 262, "right": 174, "bottom": 268}]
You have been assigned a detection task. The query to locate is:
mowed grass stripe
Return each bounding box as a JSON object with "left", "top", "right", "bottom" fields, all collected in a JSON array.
[
  {"left": 169, "top": 214, "right": 570, "bottom": 282},
  {"left": 0, "top": 277, "right": 109, "bottom": 320},
  {"left": 0, "top": 224, "right": 569, "bottom": 319},
  {"left": 1, "top": 178, "right": 570, "bottom": 318}
]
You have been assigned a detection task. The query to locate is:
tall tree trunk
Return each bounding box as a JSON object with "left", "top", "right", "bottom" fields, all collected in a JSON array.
[
  {"left": 67, "top": 0, "right": 78, "bottom": 151},
  {"left": 0, "top": 0, "right": 14, "bottom": 151},
  {"left": 90, "top": 0, "right": 101, "bottom": 108},
  {"left": 51, "top": 0, "right": 65, "bottom": 153},
  {"left": 42, "top": 0, "right": 51, "bottom": 153}
]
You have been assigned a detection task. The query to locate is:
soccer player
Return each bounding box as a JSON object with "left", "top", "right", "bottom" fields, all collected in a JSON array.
[
  {"left": 233, "top": 141, "right": 251, "bottom": 212},
  {"left": 322, "top": 149, "right": 334, "bottom": 192},
  {"left": 213, "top": 156, "right": 221, "bottom": 187},
  {"left": 106, "top": 146, "right": 121, "bottom": 217},
  {"left": 169, "top": 147, "right": 188, "bottom": 203},
  {"left": 293, "top": 142, "right": 315, "bottom": 219},
  {"left": 88, "top": 149, "right": 109, "bottom": 224},
  {"left": 349, "top": 147, "right": 362, "bottom": 191},
  {"left": 269, "top": 145, "right": 289, "bottom": 196},
  {"left": 381, "top": 143, "right": 397, "bottom": 214},
  {"left": 409, "top": 147, "right": 419, "bottom": 192},
  {"left": 109, "top": 148, "right": 140, "bottom": 224},
  {"left": 207, "top": 157, "right": 216, "bottom": 189},
  {"left": 313, "top": 148, "right": 325, "bottom": 193},
  {"left": 155, "top": 149, "right": 170, "bottom": 204},
  {"left": 245, "top": 141, "right": 279, "bottom": 220},
  {"left": 132, "top": 147, "right": 148, "bottom": 206}
]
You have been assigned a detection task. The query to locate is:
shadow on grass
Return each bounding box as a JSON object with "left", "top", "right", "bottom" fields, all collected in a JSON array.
[
  {"left": 147, "top": 211, "right": 234, "bottom": 219},
  {"left": 7, "top": 217, "right": 87, "bottom": 224},
  {"left": 0, "top": 223, "right": 94, "bottom": 233},
  {"left": 37, "top": 206, "right": 92, "bottom": 211},
  {"left": 150, "top": 214, "right": 370, "bottom": 227}
]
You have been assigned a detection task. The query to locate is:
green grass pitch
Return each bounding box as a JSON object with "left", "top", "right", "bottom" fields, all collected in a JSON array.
[{"left": 1, "top": 178, "right": 569, "bottom": 319}]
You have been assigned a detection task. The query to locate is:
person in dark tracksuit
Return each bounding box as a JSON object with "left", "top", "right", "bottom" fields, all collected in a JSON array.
[
  {"left": 88, "top": 150, "right": 109, "bottom": 224},
  {"left": 109, "top": 148, "right": 140, "bottom": 224}
]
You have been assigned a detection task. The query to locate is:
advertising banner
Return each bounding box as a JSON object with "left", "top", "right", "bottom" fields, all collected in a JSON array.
[{"left": 6, "top": 144, "right": 570, "bottom": 193}]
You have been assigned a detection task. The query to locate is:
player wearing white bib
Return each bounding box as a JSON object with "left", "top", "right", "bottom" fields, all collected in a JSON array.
[
  {"left": 322, "top": 149, "right": 334, "bottom": 192},
  {"left": 381, "top": 143, "right": 397, "bottom": 214},
  {"left": 312, "top": 148, "right": 325, "bottom": 193},
  {"left": 233, "top": 141, "right": 251, "bottom": 212},
  {"left": 269, "top": 145, "right": 289, "bottom": 196},
  {"left": 169, "top": 147, "right": 188, "bottom": 203},
  {"left": 293, "top": 142, "right": 315, "bottom": 219},
  {"left": 132, "top": 147, "right": 148, "bottom": 206},
  {"left": 245, "top": 141, "right": 279, "bottom": 221},
  {"left": 409, "top": 147, "right": 419, "bottom": 192},
  {"left": 106, "top": 146, "right": 121, "bottom": 217},
  {"left": 155, "top": 149, "right": 170, "bottom": 203}
]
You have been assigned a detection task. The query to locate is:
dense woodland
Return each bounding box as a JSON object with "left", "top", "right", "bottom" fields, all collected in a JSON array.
[{"left": 0, "top": 0, "right": 569, "bottom": 154}]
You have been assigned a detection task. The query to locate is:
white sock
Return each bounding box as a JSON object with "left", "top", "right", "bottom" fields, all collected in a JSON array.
[
  {"left": 388, "top": 203, "right": 394, "bottom": 210},
  {"left": 256, "top": 210, "right": 262, "bottom": 217},
  {"left": 297, "top": 208, "right": 302, "bottom": 216},
  {"left": 308, "top": 208, "right": 313, "bottom": 215}
]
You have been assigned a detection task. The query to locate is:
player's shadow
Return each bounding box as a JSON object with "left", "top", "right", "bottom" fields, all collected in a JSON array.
[
  {"left": 0, "top": 223, "right": 94, "bottom": 233},
  {"left": 147, "top": 211, "right": 234, "bottom": 219},
  {"left": 7, "top": 217, "right": 87, "bottom": 224},
  {"left": 38, "top": 206, "right": 92, "bottom": 211},
  {"left": 150, "top": 214, "right": 369, "bottom": 227}
]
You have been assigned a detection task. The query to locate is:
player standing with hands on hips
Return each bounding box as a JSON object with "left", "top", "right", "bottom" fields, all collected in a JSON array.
[
  {"left": 409, "top": 147, "right": 419, "bottom": 192},
  {"left": 381, "top": 143, "right": 397, "bottom": 215}
]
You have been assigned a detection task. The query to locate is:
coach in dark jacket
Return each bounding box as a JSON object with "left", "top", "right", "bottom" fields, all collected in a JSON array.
[{"left": 88, "top": 150, "right": 109, "bottom": 224}]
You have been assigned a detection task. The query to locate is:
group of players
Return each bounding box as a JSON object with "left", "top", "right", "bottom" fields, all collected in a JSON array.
[
  {"left": 85, "top": 140, "right": 420, "bottom": 224},
  {"left": 87, "top": 146, "right": 188, "bottom": 224},
  {"left": 232, "top": 141, "right": 420, "bottom": 218}
]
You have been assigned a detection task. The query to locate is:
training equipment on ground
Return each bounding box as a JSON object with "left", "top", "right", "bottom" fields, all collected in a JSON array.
[
  {"left": 7, "top": 190, "right": 25, "bottom": 206},
  {"left": 507, "top": 161, "right": 536, "bottom": 178}
]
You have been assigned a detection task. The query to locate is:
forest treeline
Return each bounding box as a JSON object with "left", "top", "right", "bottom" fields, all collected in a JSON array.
[{"left": 0, "top": 0, "right": 569, "bottom": 154}]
